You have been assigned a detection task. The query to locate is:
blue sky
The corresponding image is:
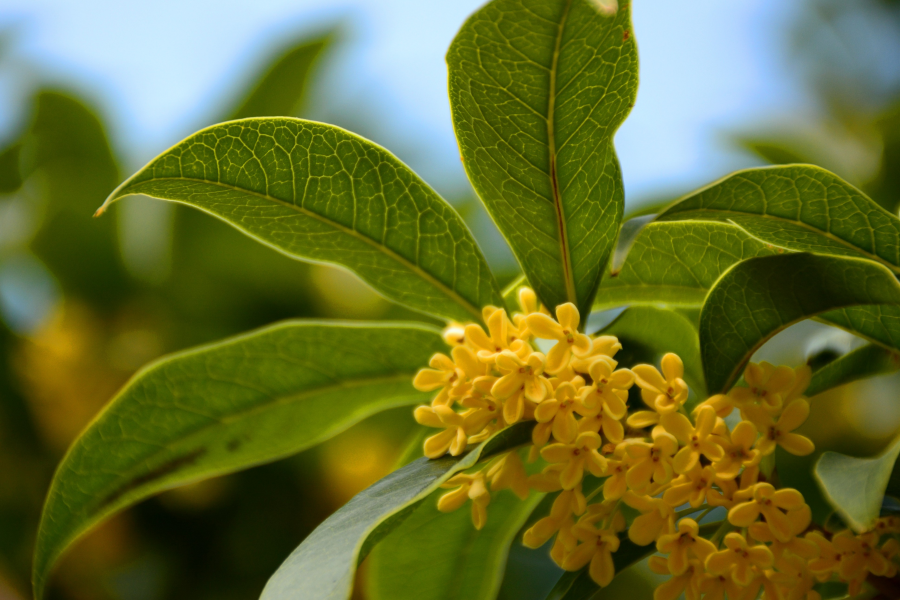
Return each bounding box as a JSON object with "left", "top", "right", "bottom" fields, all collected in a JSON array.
[{"left": 0, "top": 0, "right": 807, "bottom": 204}]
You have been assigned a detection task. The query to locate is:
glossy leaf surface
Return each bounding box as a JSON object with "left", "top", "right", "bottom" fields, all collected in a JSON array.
[
  {"left": 367, "top": 470, "right": 542, "bottom": 600},
  {"left": 806, "top": 344, "right": 900, "bottom": 397},
  {"left": 594, "top": 221, "right": 777, "bottom": 311},
  {"left": 33, "top": 322, "right": 444, "bottom": 599},
  {"left": 261, "top": 423, "right": 532, "bottom": 600},
  {"left": 815, "top": 436, "right": 900, "bottom": 532},
  {"left": 659, "top": 165, "right": 900, "bottom": 274},
  {"left": 448, "top": 0, "right": 638, "bottom": 314},
  {"left": 700, "top": 253, "right": 900, "bottom": 394},
  {"left": 99, "top": 118, "right": 502, "bottom": 322}
]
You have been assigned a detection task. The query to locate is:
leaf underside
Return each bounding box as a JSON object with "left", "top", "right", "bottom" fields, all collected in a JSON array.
[
  {"left": 33, "top": 322, "right": 445, "bottom": 600},
  {"left": 448, "top": 0, "right": 638, "bottom": 315},
  {"left": 100, "top": 118, "right": 502, "bottom": 323}
]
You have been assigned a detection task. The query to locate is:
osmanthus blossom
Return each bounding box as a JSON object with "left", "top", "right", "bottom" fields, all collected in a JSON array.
[{"left": 409, "top": 288, "right": 898, "bottom": 593}]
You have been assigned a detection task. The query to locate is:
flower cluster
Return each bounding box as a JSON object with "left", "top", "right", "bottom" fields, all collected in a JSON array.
[{"left": 412, "top": 290, "right": 900, "bottom": 598}]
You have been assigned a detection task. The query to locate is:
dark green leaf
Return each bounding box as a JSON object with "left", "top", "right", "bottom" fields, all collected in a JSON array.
[
  {"left": 818, "top": 306, "right": 900, "bottom": 354},
  {"left": 367, "top": 463, "right": 542, "bottom": 600},
  {"left": 33, "top": 321, "right": 444, "bottom": 600},
  {"left": 98, "top": 118, "right": 502, "bottom": 322},
  {"left": 226, "top": 30, "right": 334, "bottom": 120},
  {"left": 602, "top": 306, "right": 704, "bottom": 395},
  {"left": 260, "top": 422, "right": 533, "bottom": 600},
  {"left": 806, "top": 344, "right": 900, "bottom": 397},
  {"left": 0, "top": 142, "right": 22, "bottom": 193},
  {"left": 594, "top": 221, "right": 777, "bottom": 312},
  {"left": 700, "top": 253, "right": 900, "bottom": 394},
  {"left": 815, "top": 436, "right": 900, "bottom": 532},
  {"left": 448, "top": 0, "right": 638, "bottom": 314},
  {"left": 658, "top": 165, "right": 900, "bottom": 274}
]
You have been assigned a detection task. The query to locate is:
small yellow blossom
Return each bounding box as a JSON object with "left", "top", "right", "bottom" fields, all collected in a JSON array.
[
  {"left": 834, "top": 529, "right": 891, "bottom": 585},
  {"left": 562, "top": 524, "right": 621, "bottom": 586},
  {"left": 492, "top": 350, "right": 551, "bottom": 423},
  {"left": 578, "top": 358, "right": 632, "bottom": 414},
  {"left": 656, "top": 518, "right": 717, "bottom": 575},
  {"left": 525, "top": 303, "right": 591, "bottom": 374},
  {"left": 769, "top": 553, "right": 820, "bottom": 600},
  {"left": 748, "top": 504, "right": 818, "bottom": 560},
  {"left": 413, "top": 347, "right": 479, "bottom": 406},
  {"left": 728, "top": 483, "right": 805, "bottom": 542},
  {"left": 442, "top": 322, "right": 467, "bottom": 346},
  {"left": 706, "top": 531, "right": 774, "bottom": 585},
  {"left": 806, "top": 531, "right": 840, "bottom": 579},
  {"left": 662, "top": 406, "right": 724, "bottom": 473},
  {"left": 745, "top": 400, "right": 814, "bottom": 457},
  {"left": 632, "top": 353, "right": 689, "bottom": 414},
  {"left": 622, "top": 491, "right": 675, "bottom": 546},
  {"left": 649, "top": 555, "right": 703, "bottom": 600},
  {"left": 569, "top": 335, "right": 622, "bottom": 373},
  {"left": 625, "top": 428, "right": 679, "bottom": 491},
  {"left": 523, "top": 486, "right": 583, "bottom": 548},
  {"left": 465, "top": 306, "right": 526, "bottom": 362},
  {"left": 711, "top": 419, "right": 761, "bottom": 478},
  {"left": 698, "top": 571, "right": 744, "bottom": 600},
  {"left": 534, "top": 381, "right": 582, "bottom": 443},
  {"left": 541, "top": 431, "right": 607, "bottom": 490},
  {"left": 663, "top": 465, "right": 718, "bottom": 508},
  {"left": 730, "top": 361, "right": 795, "bottom": 414},
  {"left": 601, "top": 445, "right": 632, "bottom": 500},
  {"left": 414, "top": 405, "right": 471, "bottom": 458},
  {"left": 486, "top": 451, "right": 529, "bottom": 500},
  {"left": 437, "top": 470, "right": 491, "bottom": 529}
]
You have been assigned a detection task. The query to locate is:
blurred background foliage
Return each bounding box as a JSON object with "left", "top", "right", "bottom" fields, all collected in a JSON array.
[{"left": 1, "top": 1, "right": 900, "bottom": 599}]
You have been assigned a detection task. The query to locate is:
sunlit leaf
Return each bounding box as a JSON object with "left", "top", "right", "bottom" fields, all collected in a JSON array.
[
  {"left": 658, "top": 165, "right": 900, "bottom": 274},
  {"left": 32, "top": 321, "right": 445, "bottom": 600},
  {"left": 806, "top": 344, "right": 900, "bottom": 397},
  {"left": 815, "top": 436, "right": 900, "bottom": 532},
  {"left": 261, "top": 422, "right": 532, "bottom": 600},
  {"left": 700, "top": 253, "right": 900, "bottom": 394},
  {"left": 448, "top": 0, "right": 638, "bottom": 315},
  {"left": 602, "top": 305, "right": 704, "bottom": 394},
  {"left": 367, "top": 461, "right": 542, "bottom": 600},
  {"left": 98, "top": 119, "right": 502, "bottom": 322},
  {"left": 594, "top": 221, "right": 777, "bottom": 312}
]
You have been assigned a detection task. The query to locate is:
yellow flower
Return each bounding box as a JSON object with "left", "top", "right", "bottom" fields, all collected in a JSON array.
[
  {"left": 834, "top": 530, "right": 891, "bottom": 584},
  {"left": 625, "top": 428, "right": 679, "bottom": 491},
  {"left": 711, "top": 419, "right": 761, "bottom": 479},
  {"left": 465, "top": 306, "right": 526, "bottom": 362},
  {"left": 662, "top": 406, "right": 725, "bottom": 473},
  {"left": 783, "top": 364, "right": 812, "bottom": 406},
  {"left": 413, "top": 346, "right": 481, "bottom": 406},
  {"left": 745, "top": 400, "right": 814, "bottom": 457},
  {"left": 622, "top": 491, "right": 675, "bottom": 546},
  {"left": 626, "top": 409, "right": 660, "bottom": 429},
  {"left": 663, "top": 465, "right": 718, "bottom": 508},
  {"left": 549, "top": 516, "right": 578, "bottom": 568},
  {"left": 525, "top": 303, "right": 591, "bottom": 374},
  {"left": 805, "top": 531, "right": 840, "bottom": 579},
  {"left": 437, "top": 470, "right": 491, "bottom": 529},
  {"left": 562, "top": 525, "right": 620, "bottom": 586},
  {"left": 706, "top": 475, "right": 738, "bottom": 509},
  {"left": 534, "top": 381, "right": 582, "bottom": 443},
  {"left": 730, "top": 361, "right": 795, "bottom": 414},
  {"left": 487, "top": 451, "right": 530, "bottom": 500},
  {"left": 742, "top": 568, "right": 785, "bottom": 600},
  {"left": 748, "top": 504, "right": 818, "bottom": 560},
  {"left": 874, "top": 515, "right": 900, "bottom": 535},
  {"left": 491, "top": 350, "right": 551, "bottom": 423},
  {"left": 728, "top": 483, "right": 805, "bottom": 542},
  {"left": 414, "top": 405, "right": 471, "bottom": 458},
  {"left": 693, "top": 393, "right": 735, "bottom": 418},
  {"left": 578, "top": 358, "right": 632, "bottom": 413},
  {"left": 656, "top": 518, "right": 717, "bottom": 575},
  {"left": 879, "top": 538, "right": 899, "bottom": 578},
  {"left": 460, "top": 393, "right": 504, "bottom": 441},
  {"left": 698, "top": 571, "right": 744, "bottom": 600},
  {"left": 522, "top": 487, "right": 584, "bottom": 548},
  {"left": 511, "top": 287, "right": 539, "bottom": 341},
  {"left": 769, "top": 553, "right": 819, "bottom": 600},
  {"left": 633, "top": 353, "right": 690, "bottom": 414},
  {"left": 441, "top": 322, "right": 467, "bottom": 346},
  {"left": 601, "top": 444, "right": 632, "bottom": 500},
  {"left": 705, "top": 532, "right": 774, "bottom": 585},
  {"left": 541, "top": 431, "right": 607, "bottom": 490},
  {"left": 569, "top": 335, "right": 623, "bottom": 374},
  {"left": 648, "top": 556, "right": 704, "bottom": 600}
]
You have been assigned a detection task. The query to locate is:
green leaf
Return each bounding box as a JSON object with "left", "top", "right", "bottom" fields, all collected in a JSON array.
[
  {"left": 818, "top": 305, "right": 900, "bottom": 354},
  {"left": 32, "top": 321, "right": 444, "bottom": 600},
  {"left": 367, "top": 462, "right": 543, "bottom": 600},
  {"left": 226, "top": 30, "right": 334, "bottom": 120},
  {"left": 699, "top": 253, "right": 900, "bottom": 394},
  {"left": 658, "top": 165, "right": 900, "bottom": 275},
  {"left": 448, "top": 0, "right": 638, "bottom": 315},
  {"left": 594, "top": 221, "right": 778, "bottom": 312},
  {"left": 97, "top": 118, "right": 502, "bottom": 322},
  {"left": 260, "top": 422, "right": 533, "bottom": 600},
  {"left": 601, "top": 305, "right": 705, "bottom": 395},
  {"left": 814, "top": 436, "right": 900, "bottom": 532},
  {"left": 609, "top": 215, "right": 655, "bottom": 277},
  {"left": 806, "top": 344, "right": 900, "bottom": 397}
]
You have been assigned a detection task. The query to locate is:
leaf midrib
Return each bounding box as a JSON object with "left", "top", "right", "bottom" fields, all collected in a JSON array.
[
  {"left": 662, "top": 208, "right": 900, "bottom": 274},
  {"left": 122, "top": 177, "right": 485, "bottom": 321},
  {"left": 547, "top": 0, "right": 578, "bottom": 306}
]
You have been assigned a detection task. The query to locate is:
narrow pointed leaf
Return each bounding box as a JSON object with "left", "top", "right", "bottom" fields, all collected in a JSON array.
[
  {"left": 448, "top": 0, "right": 638, "bottom": 314},
  {"left": 260, "top": 422, "right": 532, "bottom": 600},
  {"left": 700, "top": 253, "right": 900, "bottom": 394},
  {"left": 806, "top": 344, "right": 900, "bottom": 397},
  {"left": 602, "top": 306, "right": 705, "bottom": 394},
  {"left": 33, "top": 321, "right": 444, "bottom": 600},
  {"left": 98, "top": 118, "right": 502, "bottom": 322},
  {"left": 367, "top": 471, "right": 543, "bottom": 600},
  {"left": 815, "top": 436, "right": 900, "bottom": 532},
  {"left": 658, "top": 165, "right": 900, "bottom": 275},
  {"left": 594, "top": 221, "right": 778, "bottom": 312}
]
